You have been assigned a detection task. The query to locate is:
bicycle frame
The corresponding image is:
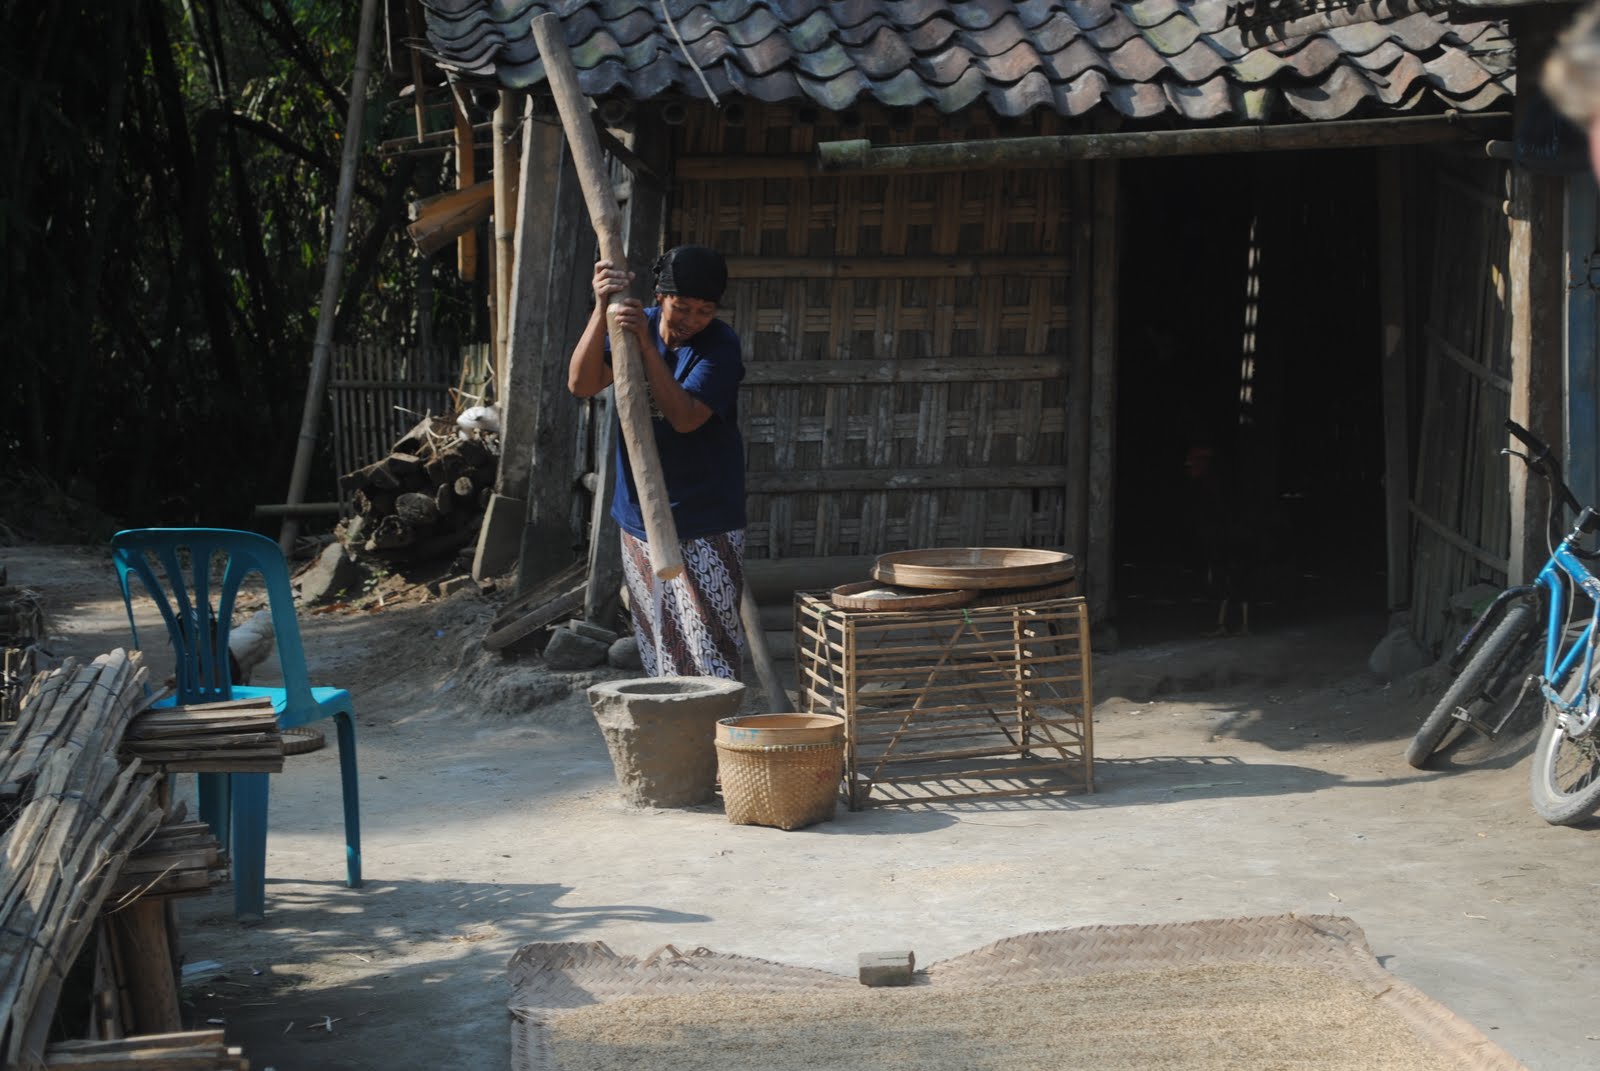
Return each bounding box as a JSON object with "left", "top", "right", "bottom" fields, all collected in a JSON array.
[{"left": 1534, "top": 532, "right": 1600, "bottom": 736}]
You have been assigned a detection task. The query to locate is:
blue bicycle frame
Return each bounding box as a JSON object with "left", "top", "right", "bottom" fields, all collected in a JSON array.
[{"left": 1534, "top": 531, "right": 1600, "bottom": 736}]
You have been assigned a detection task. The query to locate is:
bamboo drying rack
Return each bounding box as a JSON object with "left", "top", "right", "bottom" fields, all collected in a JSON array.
[{"left": 795, "top": 593, "right": 1093, "bottom": 808}]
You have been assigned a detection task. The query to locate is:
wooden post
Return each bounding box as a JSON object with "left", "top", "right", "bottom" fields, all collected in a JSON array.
[
  {"left": 531, "top": 13, "right": 683, "bottom": 581},
  {"left": 1507, "top": 13, "right": 1568, "bottom": 585},
  {"left": 1377, "top": 149, "right": 1413, "bottom": 610},
  {"left": 1067, "top": 162, "right": 1093, "bottom": 565},
  {"left": 512, "top": 133, "right": 593, "bottom": 591},
  {"left": 277, "top": 0, "right": 381, "bottom": 555},
  {"left": 1565, "top": 172, "right": 1599, "bottom": 511},
  {"left": 584, "top": 123, "right": 668, "bottom": 623},
  {"left": 493, "top": 89, "right": 518, "bottom": 404},
  {"left": 474, "top": 104, "right": 559, "bottom": 582},
  {"left": 107, "top": 900, "right": 181, "bottom": 1034},
  {"left": 453, "top": 86, "right": 478, "bottom": 283},
  {"left": 1086, "top": 160, "right": 1120, "bottom": 624}
]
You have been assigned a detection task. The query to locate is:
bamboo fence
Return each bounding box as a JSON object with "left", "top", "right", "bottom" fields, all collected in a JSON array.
[{"left": 329, "top": 343, "right": 491, "bottom": 512}]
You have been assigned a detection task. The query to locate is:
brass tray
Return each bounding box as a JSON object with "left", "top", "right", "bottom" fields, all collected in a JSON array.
[{"left": 872, "top": 548, "right": 1076, "bottom": 590}]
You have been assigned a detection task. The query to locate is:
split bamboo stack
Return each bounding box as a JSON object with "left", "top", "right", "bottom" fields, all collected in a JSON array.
[
  {"left": 44, "top": 1030, "right": 246, "bottom": 1069},
  {"left": 121, "top": 697, "right": 285, "bottom": 774},
  {"left": 0, "top": 650, "right": 165, "bottom": 1068}
]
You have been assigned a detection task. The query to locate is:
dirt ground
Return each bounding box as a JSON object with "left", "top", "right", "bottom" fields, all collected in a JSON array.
[{"left": 8, "top": 543, "right": 1600, "bottom": 1071}]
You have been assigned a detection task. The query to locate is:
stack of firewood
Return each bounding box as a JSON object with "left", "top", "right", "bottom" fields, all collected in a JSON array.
[
  {"left": 338, "top": 415, "right": 499, "bottom": 562},
  {"left": 121, "top": 696, "right": 285, "bottom": 773}
]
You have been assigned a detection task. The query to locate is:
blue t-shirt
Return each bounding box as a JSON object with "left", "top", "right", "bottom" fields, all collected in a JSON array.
[{"left": 605, "top": 306, "right": 746, "bottom": 541}]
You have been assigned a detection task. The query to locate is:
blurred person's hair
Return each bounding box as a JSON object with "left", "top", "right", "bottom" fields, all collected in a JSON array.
[{"left": 1544, "top": 2, "right": 1600, "bottom": 124}]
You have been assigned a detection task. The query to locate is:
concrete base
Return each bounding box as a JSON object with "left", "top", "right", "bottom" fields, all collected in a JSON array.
[
  {"left": 587, "top": 677, "right": 746, "bottom": 808},
  {"left": 471, "top": 493, "right": 525, "bottom": 581}
]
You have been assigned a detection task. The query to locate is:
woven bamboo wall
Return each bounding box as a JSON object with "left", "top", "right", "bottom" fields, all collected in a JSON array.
[
  {"left": 669, "top": 103, "right": 1075, "bottom": 560},
  {"left": 1408, "top": 156, "right": 1512, "bottom": 654}
]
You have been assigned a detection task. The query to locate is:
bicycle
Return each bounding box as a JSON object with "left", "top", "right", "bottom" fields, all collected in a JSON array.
[{"left": 1405, "top": 418, "right": 1600, "bottom": 825}]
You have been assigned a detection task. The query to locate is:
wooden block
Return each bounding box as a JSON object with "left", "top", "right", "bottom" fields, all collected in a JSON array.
[{"left": 858, "top": 950, "right": 915, "bottom": 987}]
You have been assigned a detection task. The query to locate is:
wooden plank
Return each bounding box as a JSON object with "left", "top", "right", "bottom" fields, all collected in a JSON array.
[
  {"left": 1424, "top": 323, "right": 1513, "bottom": 393},
  {"left": 727, "top": 255, "right": 1067, "bottom": 280},
  {"left": 1378, "top": 149, "right": 1413, "bottom": 610},
  {"left": 746, "top": 465, "right": 1068, "bottom": 495},
  {"left": 491, "top": 559, "right": 587, "bottom": 628},
  {"left": 1408, "top": 499, "right": 1509, "bottom": 573},
  {"left": 482, "top": 581, "right": 586, "bottom": 652}
]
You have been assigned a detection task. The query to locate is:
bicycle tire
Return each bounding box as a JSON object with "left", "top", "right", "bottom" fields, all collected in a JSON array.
[
  {"left": 1406, "top": 602, "right": 1537, "bottom": 769},
  {"left": 1529, "top": 678, "right": 1600, "bottom": 825}
]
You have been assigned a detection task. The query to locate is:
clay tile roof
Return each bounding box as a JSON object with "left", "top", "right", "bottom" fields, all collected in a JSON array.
[{"left": 419, "top": 0, "right": 1514, "bottom": 122}]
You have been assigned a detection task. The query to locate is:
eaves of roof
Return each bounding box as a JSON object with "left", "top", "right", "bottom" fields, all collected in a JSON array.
[{"left": 419, "top": 0, "right": 1514, "bottom": 122}]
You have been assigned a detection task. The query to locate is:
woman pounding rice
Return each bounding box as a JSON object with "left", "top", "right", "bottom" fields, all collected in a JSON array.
[{"left": 567, "top": 244, "right": 747, "bottom": 680}]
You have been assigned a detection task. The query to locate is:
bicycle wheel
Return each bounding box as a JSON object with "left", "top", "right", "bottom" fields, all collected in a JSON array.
[
  {"left": 1406, "top": 602, "right": 1538, "bottom": 769},
  {"left": 1529, "top": 676, "right": 1600, "bottom": 825}
]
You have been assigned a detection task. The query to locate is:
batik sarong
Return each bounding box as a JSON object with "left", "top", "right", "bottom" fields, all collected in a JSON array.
[{"left": 620, "top": 529, "right": 745, "bottom": 679}]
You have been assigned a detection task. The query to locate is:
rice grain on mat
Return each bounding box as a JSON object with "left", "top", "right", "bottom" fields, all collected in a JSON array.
[{"left": 546, "top": 964, "right": 1457, "bottom": 1071}]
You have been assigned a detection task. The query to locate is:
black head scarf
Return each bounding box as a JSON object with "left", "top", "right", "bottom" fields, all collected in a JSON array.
[{"left": 652, "top": 245, "right": 727, "bottom": 303}]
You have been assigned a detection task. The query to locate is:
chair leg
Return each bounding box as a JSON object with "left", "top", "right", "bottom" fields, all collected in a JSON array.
[
  {"left": 198, "top": 772, "right": 231, "bottom": 849},
  {"left": 333, "top": 709, "right": 362, "bottom": 888},
  {"left": 230, "top": 773, "right": 271, "bottom": 920}
]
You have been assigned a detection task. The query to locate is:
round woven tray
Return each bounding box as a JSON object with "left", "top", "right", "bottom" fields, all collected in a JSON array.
[
  {"left": 829, "top": 580, "right": 975, "bottom": 613},
  {"left": 283, "top": 727, "right": 325, "bottom": 756},
  {"left": 715, "top": 739, "right": 843, "bottom": 831},
  {"left": 872, "top": 548, "right": 1076, "bottom": 590}
]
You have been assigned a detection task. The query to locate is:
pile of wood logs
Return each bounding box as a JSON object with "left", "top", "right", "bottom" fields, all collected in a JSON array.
[{"left": 337, "top": 415, "right": 499, "bottom": 562}]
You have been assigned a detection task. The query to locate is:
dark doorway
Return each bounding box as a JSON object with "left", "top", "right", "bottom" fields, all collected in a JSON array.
[{"left": 1113, "top": 149, "right": 1388, "bottom": 643}]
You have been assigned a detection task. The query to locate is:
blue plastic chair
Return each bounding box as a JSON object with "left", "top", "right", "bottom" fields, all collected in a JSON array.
[{"left": 111, "top": 528, "right": 361, "bottom": 918}]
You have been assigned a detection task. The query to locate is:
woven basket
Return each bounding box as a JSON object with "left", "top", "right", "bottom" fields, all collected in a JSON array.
[{"left": 715, "top": 738, "right": 844, "bottom": 831}]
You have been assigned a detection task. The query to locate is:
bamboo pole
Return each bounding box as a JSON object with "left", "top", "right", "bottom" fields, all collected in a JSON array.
[
  {"left": 530, "top": 13, "right": 683, "bottom": 580},
  {"left": 279, "top": 0, "right": 383, "bottom": 555}
]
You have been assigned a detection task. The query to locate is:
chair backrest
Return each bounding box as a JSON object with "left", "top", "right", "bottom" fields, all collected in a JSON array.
[{"left": 111, "top": 528, "right": 315, "bottom": 708}]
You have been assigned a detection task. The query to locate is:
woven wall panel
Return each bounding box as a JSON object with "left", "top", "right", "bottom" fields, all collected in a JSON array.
[{"left": 672, "top": 103, "right": 1076, "bottom": 559}]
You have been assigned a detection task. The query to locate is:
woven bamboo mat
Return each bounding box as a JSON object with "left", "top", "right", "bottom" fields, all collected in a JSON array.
[{"left": 509, "top": 914, "right": 1527, "bottom": 1071}]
